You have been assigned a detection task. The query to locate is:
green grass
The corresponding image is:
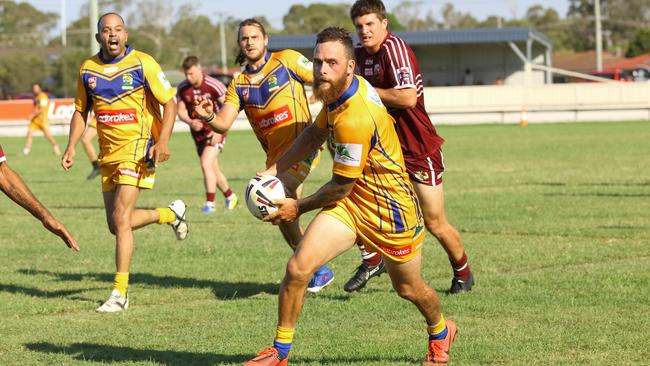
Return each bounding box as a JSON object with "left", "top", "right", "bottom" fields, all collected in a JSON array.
[{"left": 1, "top": 121, "right": 649, "bottom": 365}]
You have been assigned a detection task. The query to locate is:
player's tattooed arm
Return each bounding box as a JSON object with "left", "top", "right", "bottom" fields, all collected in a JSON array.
[{"left": 264, "top": 174, "right": 355, "bottom": 225}]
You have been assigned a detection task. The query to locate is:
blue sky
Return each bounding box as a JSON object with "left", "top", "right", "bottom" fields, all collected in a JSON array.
[{"left": 24, "top": 0, "right": 570, "bottom": 30}]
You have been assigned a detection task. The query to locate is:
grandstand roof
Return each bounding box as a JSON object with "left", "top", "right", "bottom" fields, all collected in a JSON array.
[{"left": 269, "top": 27, "right": 551, "bottom": 50}]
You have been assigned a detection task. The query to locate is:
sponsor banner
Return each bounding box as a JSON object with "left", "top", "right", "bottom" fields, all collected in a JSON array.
[
  {"left": 377, "top": 243, "right": 412, "bottom": 257},
  {"left": 0, "top": 98, "right": 76, "bottom": 123},
  {"left": 255, "top": 105, "right": 292, "bottom": 131},
  {"left": 96, "top": 109, "right": 138, "bottom": 125}
]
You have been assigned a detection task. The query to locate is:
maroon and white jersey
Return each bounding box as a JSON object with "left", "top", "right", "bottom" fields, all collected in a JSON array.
[
  {"left": 176, "top": 74, "right": 228, "bottom": 142},
  {"left": 0, "top": 144, "right": 5, "bottom": 163},
  {"left": 355, "top": 32, "right": 444, "bottom": 158}
]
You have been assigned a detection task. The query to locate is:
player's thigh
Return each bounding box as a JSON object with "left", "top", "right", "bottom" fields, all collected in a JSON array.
[
  {"left": 412, "top": 180, "right": 447, "bottom": 221},
  {"left": 384, "top": 250, "right": 425, "bottom": 290},
  {"left": 200, "top": 145, "right": 220, "bottom": 168},
  {"left": 292, "top": 213, "right": 357, "bottom": 272},
  {"left": 107, "top": 185, "right": 140, "bottom": 225}
]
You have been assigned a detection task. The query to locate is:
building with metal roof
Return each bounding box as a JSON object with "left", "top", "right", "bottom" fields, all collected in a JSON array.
[{"left": 268, "top": 27, "right": 552, "bottom": 86}]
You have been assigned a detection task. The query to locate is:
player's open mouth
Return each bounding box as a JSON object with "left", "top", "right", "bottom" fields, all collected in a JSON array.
[{"left": 108, "top": 39, "right": 119, "bottom": 50}]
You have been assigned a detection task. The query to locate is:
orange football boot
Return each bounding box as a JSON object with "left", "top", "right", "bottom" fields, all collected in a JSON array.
[
  {"left": 244, "top": 347, "right": 288, "bottom": 366},
  {"left": 424, "top": 319, "right": 457, "bottom": 366}
]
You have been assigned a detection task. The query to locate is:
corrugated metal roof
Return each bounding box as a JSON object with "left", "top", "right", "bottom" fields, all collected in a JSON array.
[{"left": 269, "top": 27, "right": 551, "bottom": 51}]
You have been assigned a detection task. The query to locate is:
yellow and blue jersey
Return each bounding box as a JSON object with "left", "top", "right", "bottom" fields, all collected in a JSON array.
[
  {"left": 33, "top": 92, "right": 49, "bottom": 121},
  {"left": 224, "top": 49, "right": 313, "bottom": 166},
  {"left": 75, "top": 46, "right": 175, "bottom": 165},
  {"left": 317, "top": 75, "right": 422, "bottom": 237}
]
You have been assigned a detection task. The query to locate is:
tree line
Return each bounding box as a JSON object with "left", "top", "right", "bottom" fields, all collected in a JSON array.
[{"left": 1, "top": 0, "right": 649, "bottom": 98}]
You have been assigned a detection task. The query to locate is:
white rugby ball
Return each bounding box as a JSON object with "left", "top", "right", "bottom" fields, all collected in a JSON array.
[{"left": 245, "top": 175, "right": 286, "bottom": 220}]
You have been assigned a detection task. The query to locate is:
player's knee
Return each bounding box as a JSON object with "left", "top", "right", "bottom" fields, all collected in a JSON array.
[
  {"left": 423, "top": 216, "right": 447, "bottom": 238},
  {"left": 393, "top": 282, "right": 419, "bottom": 301},
  {"left": 111, "top": 207, "right": 131, "bottom": 230},
  {"left": 285, "top": 257, "right": 312, "bottom": 284}
]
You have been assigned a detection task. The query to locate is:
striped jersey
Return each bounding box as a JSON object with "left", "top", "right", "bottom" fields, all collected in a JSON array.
[
  {"left": 355, "top": 32, "right": 444, "bottom": 158},
  {"left": 74, "top": 46, "right": 175, "bottom": 164},
  {"left": 177, "top": 74, "right": 228, "bottom": 141},
  {"left": 316, "top": 75, "right": 422, "bottom": 234},
  {"left": 224, "top": 50, "right": 313, "bottom": 166}
]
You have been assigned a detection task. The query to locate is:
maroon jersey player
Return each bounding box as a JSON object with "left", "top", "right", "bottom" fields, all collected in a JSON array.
[
  {"left": 177, "top": 56, "right": 238, "bottom": 213},
  {"left": 348, "top": 0, "right": 474, "bottom": 294}
]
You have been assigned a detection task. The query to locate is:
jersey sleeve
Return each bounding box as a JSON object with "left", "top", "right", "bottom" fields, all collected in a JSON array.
[
  {"left": 384, "top": 37, "right": 416, "bottom": 90},
  {"left": 140, "top": 53, "right": 175, "bottom": 104},
  {"left": 279, "top": 50, "right": 313, "bottom": 85},
  {"left": 331, "top": 111, "right": 372, "bottom": 179},
  {"left": 39, "top": 94, "right": 48, "bottom": 108},
  {"left": 74, "top": 64, "right": 89, "bottom": 113},
  {"left": 224, "top": 79, "right": 242, "bottom": 111}
]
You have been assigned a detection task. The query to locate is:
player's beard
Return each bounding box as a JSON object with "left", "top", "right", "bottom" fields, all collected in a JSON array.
[
  {"left": 245, "top": 48, "right": 266, "bottom": 64},
  {"left": 314, "top": 74, "right": 347, "bottom": 104}
]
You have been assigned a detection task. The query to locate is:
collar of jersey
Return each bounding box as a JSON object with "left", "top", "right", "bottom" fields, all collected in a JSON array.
[
  {"left": 246, "top": 51, "right": 271, "bottom": 74},
  {"left": 98, "top": 45, "right": 133, "bottom": 64},
  {"left": 328, "top": 76, "right": 359, "bottom": 112}
]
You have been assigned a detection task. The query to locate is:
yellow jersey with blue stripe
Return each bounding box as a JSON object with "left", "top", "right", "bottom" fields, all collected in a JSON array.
[
  {"left": 224, "top": 50, "right": 313, "bottom": 166},
  {"left": 74, "top": 46, "right": 175, "bottom": 165},
  {"left": 34, "top": 92, "right": 49, "bottom": 121},
  {"left": 318, "top": 75, "right": 424, "bottom": 261}
]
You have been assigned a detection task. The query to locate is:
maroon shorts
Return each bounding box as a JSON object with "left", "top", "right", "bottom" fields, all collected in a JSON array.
[
  {"left": 404, "top": 149, "right": 445, "bottom": 186},
  {"left": 192, "top": 129, "right": 226, "bottom": 156}
]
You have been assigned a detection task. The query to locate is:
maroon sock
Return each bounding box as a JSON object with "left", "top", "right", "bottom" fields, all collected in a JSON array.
[
  {"left": 206, "top": 192, "right": 216, "bottom": 203},
  {"left": 357, "top": 242, "right": 382, "bottom": 266},
  {"left": 450, "top": 252, "right": 471, "bottom": 280},
  {"left": 222, "top": 188, "right": 233, "bottom": 198}
]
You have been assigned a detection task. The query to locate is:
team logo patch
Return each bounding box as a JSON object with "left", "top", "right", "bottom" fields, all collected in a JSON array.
[
  {"left": 333, "top": 143, "right": 362, "bottom": 167},
  {"left": 122, "top": 73, "right": 134, "bottom": 90},
  {"left": 157, "top": 71, "right": 171, "bottom": 89},
  {"left": 268, "top": 74, "right": 279, "bottom": 92},
  {"left": 88, "top": 77, "right": 97, "bottom": 90},
  {"left": 397, "top": 66, "right": 412, "bottom": 84},
  {"left": 255, "top": 105, "right": 292, "bottom": 131},
  {"left": 298, "top": 55, "right": 312, "bottom": 70},
  {"left": 241, "top": 87, "right": 250, "bottom": 103},
  {"left": 96, "top": 109, "right": 138, "bottom": 125},
  {"left": 413, "top": 170, "right": 430, "bottom": 182}
]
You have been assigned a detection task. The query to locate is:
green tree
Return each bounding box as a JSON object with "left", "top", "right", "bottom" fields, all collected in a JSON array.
[
  {"left": 440, "top": 3, "right": 478, "bottom": 30},
  {"left": 626, "top": 28, "right": 650, "bottom": 57},
  {"left": 393, "top": 1, "right": 438, "bottom": 31},
  {"left": 282, "top": 4, "right": 353, "bottom": 34},
  {"left": 0, "top": 1, "right": 58, "bottom": 48}
]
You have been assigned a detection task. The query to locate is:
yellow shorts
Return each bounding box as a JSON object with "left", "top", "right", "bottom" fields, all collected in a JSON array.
[
  {"left": 29, "top": 117, "right": 49, "bottom": 131},
  {"left": 100, "top": 160, "right": 156, "bottom": 192},
  {"left": 285, "top": 148, "right": 321, "bottom": 184},
  {"left": 322, "top": 199, "right": 425, "bottom": 263}
]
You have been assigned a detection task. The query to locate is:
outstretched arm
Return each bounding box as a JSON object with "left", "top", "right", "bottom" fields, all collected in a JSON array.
[
  {"left": 193, "top": 96, "right": 239, "bottom": 134},
  {"left": 375, "top": 87, "right": 417, "bottom": 109},
  {"left": 258, "top": 123, "right": 328, "bottom": 177},
  {"left": 0, "top": 162, "right": 79, "bottom": 251}
]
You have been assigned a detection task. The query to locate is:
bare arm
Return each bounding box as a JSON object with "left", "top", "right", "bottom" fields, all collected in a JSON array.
[
  {"left": 0, "top": 162, "right": 79, "bottom": 251},
  {"left": 193, "top": 96, "right": 239, "bottom": 134},
  {"left": 276, "top": 123, "right": 328, "bottom": 173},
  {"left": 61, "top": 110, "right": 89, "bottom": 170},
  {"left": 376, "top": 87, "right": 417, "bottom": 109},
  {"left": 149, "top": 97, "right": 177, "bottom": 166},
  {"left": 263, "top": 173, "right": 355, "bottom": 224},
  {"left": 177, "top": 98, "right": 203, "bottom": 132}
]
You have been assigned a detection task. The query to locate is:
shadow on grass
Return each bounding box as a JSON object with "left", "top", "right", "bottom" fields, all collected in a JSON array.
[
  {"left": 543, "top": 192, "right": 650, "bottom": 198},
  {"left": 26, "top": 342, "right": 418, "bottom": 365},
  {"left": 17, "top": 269, "right": 279, "bottom": 300},
  {"left": 0, "top": 283, "right": 97, "bottom": 299},
  {"left": 527, "top": 181, "right": 650, "bottom": 187},
  {"left": 49, "top": 205, "right": 105, "bottom": 210}
]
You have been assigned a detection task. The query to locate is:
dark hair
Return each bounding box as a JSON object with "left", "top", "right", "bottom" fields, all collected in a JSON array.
[
  {"left": 235, "top": 18, "right": 267, "bottom": 65},
  {"left": 97, "top": 12, "right": 126, "bottom": 33},
  {"left": 32, "top": 82, "right": 42, "bottom": 88},
  {"left": 182, "top": 56, "right": 200, "bottom": 70},
  {"left": 350, "top": 0, "right": 387, "bottom": 21},
  {"left": 316, "top": 27, "right": 354, "bottom": 60}
]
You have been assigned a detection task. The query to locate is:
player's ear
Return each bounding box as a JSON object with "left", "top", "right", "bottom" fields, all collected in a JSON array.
[
  {"left": 263, "top": 34, "right": 269, "bottom": 48},
  {"left": 94, "top": 33, "right": 100, "bottom": 45}
]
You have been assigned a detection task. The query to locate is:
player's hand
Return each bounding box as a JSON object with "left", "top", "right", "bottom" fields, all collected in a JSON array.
[
  {"left": 42, "top": 215, "right": 80, "bottom": 252},
  {"left": 257, "top": 164, "right": 278, "bottom": 177},
  {"left": 263, "top": 198, "right": 298, "bottom": 225},
  {"left": 149, "top": 142, "right": 170, "bottom": 167},
  {"left": 61, "top": 147, "right": 75, "bottom": 171},
  {"left": 194, "top": 96, "right": 214, "bottom": 120},
  {"left": 190, "top": 119, "right": 204, "bottom": 131}
]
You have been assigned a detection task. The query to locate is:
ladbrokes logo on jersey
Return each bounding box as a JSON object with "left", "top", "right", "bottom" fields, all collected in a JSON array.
[
  {"left": 256, "top": 105, "right": 292, "bottom": 131},
  {"left": 96, "top": 109, "right": 138, "bottom": 125}
]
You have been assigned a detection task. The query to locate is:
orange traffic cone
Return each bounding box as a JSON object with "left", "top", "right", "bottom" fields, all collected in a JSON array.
[{"left": 519, "top": 107, "right": 528, "bottom": 127}]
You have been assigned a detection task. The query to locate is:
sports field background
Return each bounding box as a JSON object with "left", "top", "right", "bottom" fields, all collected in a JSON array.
[{"left": 0, "top": 121, "right": 648, "bottom": 365}]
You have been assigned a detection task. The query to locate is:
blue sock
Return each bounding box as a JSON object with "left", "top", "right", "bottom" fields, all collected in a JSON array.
[
  {"left": 273, "top": 340, "right": 292, "bottom": 359},
  {"left": 429, "top": 326, "right": 448, "bottom": 341}
]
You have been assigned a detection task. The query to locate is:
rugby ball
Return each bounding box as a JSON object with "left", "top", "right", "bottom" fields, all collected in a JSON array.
[{"left": 245, "top": 175, "right": 286, "bottom": 220}]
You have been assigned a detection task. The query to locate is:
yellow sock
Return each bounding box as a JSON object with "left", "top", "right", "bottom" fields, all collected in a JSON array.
[
  {"left": 274, "top": 326, "right": 295, "bottom": 344},
  {"left": 156, "top": 207, "right": 176, "bottom": 224},
  {"left": 113, "top": 272, "right": 129, "bottom": 297},
  {"left": 427, "top": 314, "right": 447, "bottom": 336}
]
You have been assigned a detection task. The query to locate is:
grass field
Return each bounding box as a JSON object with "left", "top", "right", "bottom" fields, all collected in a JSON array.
[{"left": 1, "top": 121, "right": 649, "bottom": 365}]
